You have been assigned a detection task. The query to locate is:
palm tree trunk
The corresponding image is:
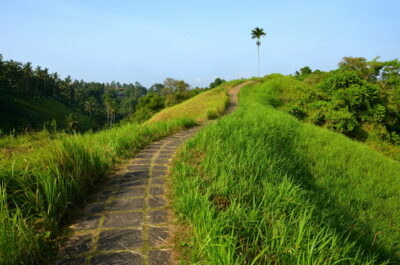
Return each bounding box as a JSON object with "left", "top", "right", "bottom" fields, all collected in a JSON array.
[{"left": 257, "top": 44, "right": 260, "bottom": 77}]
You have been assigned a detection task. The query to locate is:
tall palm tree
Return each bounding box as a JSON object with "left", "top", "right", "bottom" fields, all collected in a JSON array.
[{"left": 251, "top": 27, "right": 266, "bottom": 77}]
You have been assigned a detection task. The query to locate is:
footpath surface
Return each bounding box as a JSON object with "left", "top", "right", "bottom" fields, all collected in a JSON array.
[{"left": 56, "top": 81, "right": 251, "bottom": 265}]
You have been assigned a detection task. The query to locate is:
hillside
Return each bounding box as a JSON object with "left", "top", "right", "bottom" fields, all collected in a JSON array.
[
  {"left": 148, "top": 80, "right": 244, "bottom": 123},
  {"left": 0, "top": 82, "right": 236, "bottom": 265},
  {"left": 1, "top": 56, "right": 214, "bottom": 135},
  {"left": 0, "top": 91, "right": 99, "bottom": 133},
  {"left": 2, "top": 73, "right": 400, "bottom": 265},
  {"left": 171, "top": 78, "right": 400, "bottom": 264}
]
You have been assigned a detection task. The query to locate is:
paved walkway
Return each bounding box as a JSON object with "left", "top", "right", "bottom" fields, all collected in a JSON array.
[
  {"left": 56, "top": 128, "right": 201, "bottom": 265},
  {"left": 56, "top": 81, "right": 252, "bottom": 265}
]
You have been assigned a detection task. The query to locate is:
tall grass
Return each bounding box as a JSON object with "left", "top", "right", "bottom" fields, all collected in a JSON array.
[
  {"left": 0, "top": 118, "right": 197, "bottom": 264},
  {"left": 0, "top": 81, "right": 237, "bottom": 264},
  {"left": 171, "top": 79, "right": 400, "bottom": 264}
]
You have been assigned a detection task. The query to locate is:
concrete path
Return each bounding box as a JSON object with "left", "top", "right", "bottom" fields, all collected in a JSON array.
[
  {"left": 56, "top": 128, "right": 201, "bottom": 265},
  {"left": 56, "top": 81, "right": 251, "bottom": 265}
]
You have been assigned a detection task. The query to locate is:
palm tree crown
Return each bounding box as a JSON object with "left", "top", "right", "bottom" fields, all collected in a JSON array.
[
  {"left": 251, "top": 27, "right": 266, "bottom": 77},
  {"left": 251, "top": 27, "right": 266, "bottom": 46}
]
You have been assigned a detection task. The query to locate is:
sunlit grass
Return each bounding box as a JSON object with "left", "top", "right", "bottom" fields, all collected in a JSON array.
[
  {"left": 171, "top": 78, "right": 400, "bottom": 264},
  {"left": 0, "top": 78, "right": 240, "bottom": 264},
  {"left": 0, "top": 118, "right": 198, "bottom": 264},
  {"left": 148, "top": 81, "right": 244, "bottom": 123}
]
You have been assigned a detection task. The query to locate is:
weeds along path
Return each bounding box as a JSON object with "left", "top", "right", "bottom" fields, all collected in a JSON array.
[{"left": 55, "top": 82, "right": 249, "bottom": 265}]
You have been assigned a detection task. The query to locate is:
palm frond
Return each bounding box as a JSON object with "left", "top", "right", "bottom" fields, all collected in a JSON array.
[{"left": 251, "top": 27, "right": 266, "bottom": 39}]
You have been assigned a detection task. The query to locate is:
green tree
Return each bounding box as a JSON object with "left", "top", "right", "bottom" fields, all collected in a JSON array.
[
  {"left": 131, "top": 93, "right": 165, "bottom": 122},
  {"left": 381, "top": 59, "right": 400, "bottom": 89},
  {"left": 161, "top": 78, "right": 190, "bottom": 95},
  {"left": 161, "top": 78, "right": 191, "bottom": 106},
  {"left": 84, "top": 97, "right": 98, "bottom": 117},
  {"left": 294, "top": 66, "right": 313, "bottom": 80},
  {"left": 65, "top": 113, "right": 78, "bottom": 132},
  {"left": 251, "top": 27, "right": 266, "bottom": 77},
  {"left": 149, "top": 83, "right": 164, "bottom": 93},
  {"left": 209, "top": 78, "right": 225, "bottom": 89},
  {"left": 338, "top": 57, "right": 383, "bottom": 82}
]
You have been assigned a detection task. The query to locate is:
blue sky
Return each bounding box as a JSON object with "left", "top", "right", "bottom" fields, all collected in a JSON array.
[{"left": 1, "top": 0, "right": 399, "bottom": 87}]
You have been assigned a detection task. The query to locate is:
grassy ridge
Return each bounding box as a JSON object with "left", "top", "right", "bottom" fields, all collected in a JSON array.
[
  {"left": 171, "top": 79, "right": 400, "bottom": 264},
  {"left": 148, "top": 80, "right": 244, "bottom": 123}
]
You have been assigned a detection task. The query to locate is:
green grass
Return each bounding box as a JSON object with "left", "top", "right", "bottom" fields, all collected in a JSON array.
[
  {"left": 0, "top": 79, "right": 240, "bottom": 264},
  {"left": 0, "top": 118, "right": 197, "bottom": 264},
  {"left": 0, "top": 92, "right": 98, "bottom": 133},
  {"left": 171, "top": 79, "right": 400, "bottom": 264},
  {"left": 148, "top": 80, "right": 245, "bottom": 123}
]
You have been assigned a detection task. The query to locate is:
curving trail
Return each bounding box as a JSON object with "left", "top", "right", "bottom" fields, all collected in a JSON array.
[{"left": 56, "top": 82, "right": 250, "bottom": 265}]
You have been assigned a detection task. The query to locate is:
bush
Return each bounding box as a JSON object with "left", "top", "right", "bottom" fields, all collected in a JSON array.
[
  {"left": 287, "top": 104, "right": 307, "bottom": 120},
  {"left": 318, "top": 71, "right": 365, "bottom": 92},
  {"left": 325, "top": 108, "right": 359, "bottom": 134},
  {"left": 318, "top": 71, "right": 380, "bottom": 118}
]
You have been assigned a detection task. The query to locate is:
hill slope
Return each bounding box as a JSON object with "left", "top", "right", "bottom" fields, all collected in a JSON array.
[
  {"left": 147, "top": 80, "right": 245, "bottom": 123},
  {"left": 0, "top": 91, "right": 98, "bottom": 133},
  {"left": 171, "top": 78, "right": 400, "bottom": 264},
  {"left": 0, "top": 82, "right": 234, "bottom": 265}
]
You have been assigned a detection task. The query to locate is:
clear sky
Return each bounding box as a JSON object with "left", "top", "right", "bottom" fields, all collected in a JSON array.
[{"left": 1, "top": 0, "right": 399, "bottom": 87}]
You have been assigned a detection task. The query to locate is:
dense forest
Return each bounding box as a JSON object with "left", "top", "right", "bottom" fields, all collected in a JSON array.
[
  {"left": 282, "top": 57, "right": 400, "bottom": 156},
  {"left": 0, "top": 54, "right": 225, "bottom": 133}
]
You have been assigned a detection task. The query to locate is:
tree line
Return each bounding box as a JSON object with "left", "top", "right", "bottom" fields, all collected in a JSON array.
[{"left": 0, "top": 54, "right": 225, "bottom": 132}]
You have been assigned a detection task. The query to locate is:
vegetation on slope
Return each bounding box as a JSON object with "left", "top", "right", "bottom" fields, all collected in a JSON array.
[
  {"left": 1, "top": 55, "right": 225, "bottom": 133},
  {"left": 149, "top": 87, "right": 225, "bottom": 123},
  {"left": 0, "top": 119, "right": 196, "bottom": 264},
  {"left": 0, "top": 81, "right": 232, "bottom": 264},
  {"left": 0, "top": 93, "right": 98, "bottom": 133},
  {"left": 171, "top": 79, "right": 400, "bottom": 264},
  {"left": 148, "top": 80, "right": 244, "bottom": 123},
  {"left": 285, "top": 57, "right": 400, "bottom": 160}
]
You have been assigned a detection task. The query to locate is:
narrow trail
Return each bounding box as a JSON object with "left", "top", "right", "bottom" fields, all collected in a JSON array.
[{"left": 56, "top": 81, "right": 251, "bottom": 265}]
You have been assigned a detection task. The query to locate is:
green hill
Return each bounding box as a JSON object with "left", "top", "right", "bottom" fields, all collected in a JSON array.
[
  {"left": 171, "top": 77, "right": 400, "bottom": 264},
  {"left": 0, "top": 91, "right": 99, "bottom": 133}
]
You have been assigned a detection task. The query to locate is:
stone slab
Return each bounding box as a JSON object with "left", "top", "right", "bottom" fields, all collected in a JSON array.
[
  {"left": 98, "top": 229, "right": 143, "bottom": 250},
  {"left": 61, "top": 234, "right": 92, "bottom": 256},
  {"left": 103, "top": 212, "right": 143, "bottom": 228},
  {"left": 148, "top": 210, "right": 168, "bottom": 225},
  {"left": 148, "top": 197, "right": 167, "bottom": 208},
  {"left": 148, "top": 250, "right": 171, "bottom": 265},
  {"left": 90, "top": 252, "right": 142, "bottom": 265},
  {"left": 148, "top": 227, "right": 169, "bottom": 247},
  {"left": 108, "top": 198, "right": 145, "bottom": 211}
]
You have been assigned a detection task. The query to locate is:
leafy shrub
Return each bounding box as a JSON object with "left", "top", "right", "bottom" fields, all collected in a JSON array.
[
  {"left": 318, "top": 71, "right": 365, "bottom": 92},
  {"left": 325, "top": 108, "right": 359, "bottom": 133},
  {"left": 318, "top": 71, "right": 380, "bottom": 117},
  {"left": 287, "top": 104, "right": 307, "bottom": 120},
  {"left": 296, "top": 71, "right": 381, "bottom": 133},
  {"left": 390, "top": 131, "right": 400, "bottom": 145}
]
